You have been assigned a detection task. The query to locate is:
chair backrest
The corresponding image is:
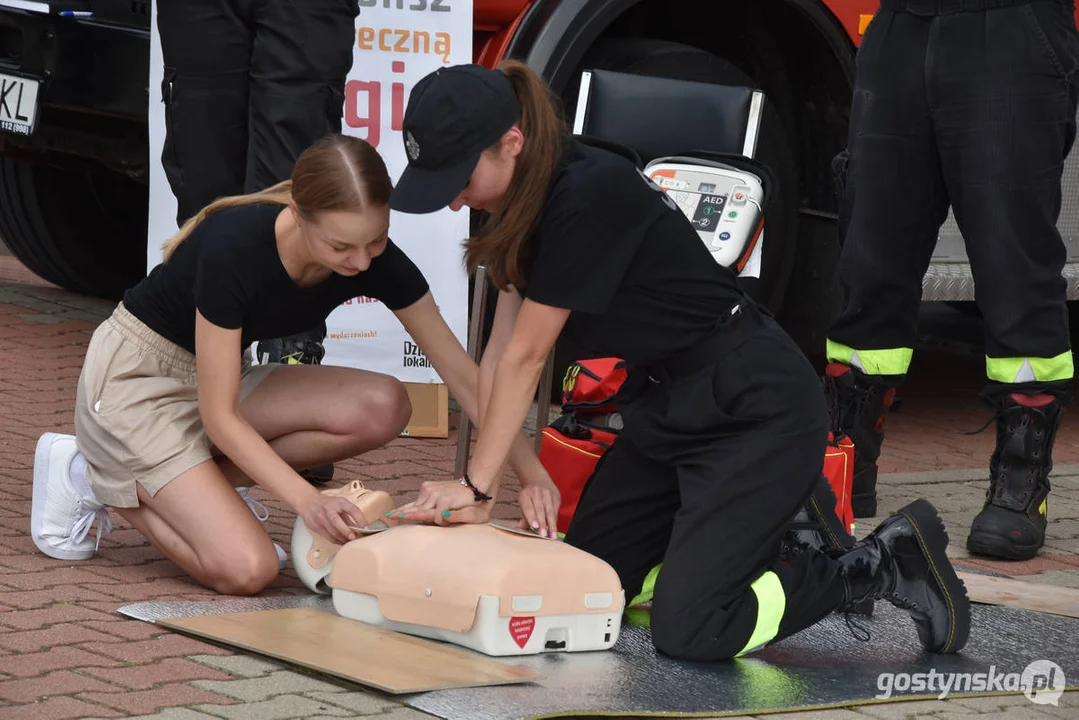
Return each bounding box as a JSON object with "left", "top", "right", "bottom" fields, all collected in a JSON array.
[{"left": 571, "top": 68, "right": 765, "bottom": 164}]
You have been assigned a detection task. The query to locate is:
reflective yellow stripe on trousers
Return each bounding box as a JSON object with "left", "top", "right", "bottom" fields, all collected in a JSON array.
[
  {"left": 735, "top": 571, "right": 786, "bottom": 657},
  {"left": 625, "top": 564, "right": 661, "bottom": 627},
  {"left": 829, "top": 341, "right": 1074, "bottom": 385},
  {"left": 624, "top": 564, "right": 786, "bottom": 657},
  {"left": 826, "top": 340, "right": 913, "bottom": 376},
  {"left": 985, "top": 351, "right": 1074, "bottom": 384}
]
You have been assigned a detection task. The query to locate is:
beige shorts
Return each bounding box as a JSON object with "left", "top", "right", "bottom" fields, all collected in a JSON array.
[{"left": 74, "top": 302, "right": 278, "bottom": 508}]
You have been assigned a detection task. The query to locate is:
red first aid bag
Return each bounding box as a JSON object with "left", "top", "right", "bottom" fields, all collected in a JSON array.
[
  {"left": 561, "top": 358, "right": 628, "bottom": 414},
  {"left": 823, "top": 431, "right": 856, "bottom": 536},
  {"left": 540, "top": 414, "right": 620, "bottom": 534}
]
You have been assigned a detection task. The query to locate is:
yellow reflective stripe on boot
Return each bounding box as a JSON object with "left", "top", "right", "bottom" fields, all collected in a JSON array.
[
  {"left": 734, "top": 571, "right": 787, "bottom": 657},
  {"left": 985, "top": 352, "right": 1074, "bottom": 384},
  {"left": 826, "top": 340, "right": 913, "bottom": 376},
  {"left": 625, "top": 563, "right": 662, "bottom": 628}
]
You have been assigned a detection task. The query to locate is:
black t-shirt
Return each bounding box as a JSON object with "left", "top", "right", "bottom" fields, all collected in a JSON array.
[
  {"left": 122, "top": 203, "right": 430, "bottom": 354},
  {"left": 522, "top": 139, "right": 746, "bottom": 366}
]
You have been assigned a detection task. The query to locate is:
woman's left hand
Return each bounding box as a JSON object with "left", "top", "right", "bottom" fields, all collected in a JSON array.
[
  {"left": 516, "top": 480, "right": 561, "bottom": 539},
  {"left": 390, "top": 479, "right": 493, "bottom": 526}
]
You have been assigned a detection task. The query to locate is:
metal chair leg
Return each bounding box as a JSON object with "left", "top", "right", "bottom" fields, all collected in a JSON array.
[
  {"left": 535, "top": 351, "right": 555, "bottom": 454},
  {"left": 454, "top": 266, "right": 489, "bottom": 478}
]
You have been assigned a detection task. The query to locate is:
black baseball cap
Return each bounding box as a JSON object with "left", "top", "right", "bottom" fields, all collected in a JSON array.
[{"left": 389, "top": 64, "right": 520, "bottom": 214}]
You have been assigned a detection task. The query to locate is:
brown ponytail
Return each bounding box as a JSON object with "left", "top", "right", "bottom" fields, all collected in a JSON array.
[
  {"left": 464, "top": 59, "right": 565, "bottom": 291},
  {"left": 161, "top": 134, "right": 392, "bottom": 261}
]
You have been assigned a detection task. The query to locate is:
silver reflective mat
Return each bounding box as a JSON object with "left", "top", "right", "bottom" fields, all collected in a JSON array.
[
  {"left": 402, "top": 603, "right": 1079, "bottom": 719},
  {"left": 116, "top": 597, "right": 1079, "bottom": 719},
  {"left": 116, "top": 593, "right": 335, "bottom": 622}
]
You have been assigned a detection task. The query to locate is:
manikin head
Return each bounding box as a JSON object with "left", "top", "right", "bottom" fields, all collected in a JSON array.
[
  {"left": 291, "top": 480, "right": 398, "bottom": 594},
  {"left": 389, "top": 61, "right": 566, "bottom": 291}
]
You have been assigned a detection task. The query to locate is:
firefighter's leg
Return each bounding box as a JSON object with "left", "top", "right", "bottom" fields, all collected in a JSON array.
[
  {"left": 824, "top": 10, "right": 951, "bottom": 518},
  {"left": 640, "top": 318, "right": 840, "bottom": 661},
  {"left": 629, "top": 315, "right": 968, "bottom": 659},
  {"left": 245, "top": 0, "right": 357, "bottom": 191},
  {"left": 932, "top": 4, "right": 1079, "bottom": 561},
  {"left": 155, "top": 0, "right": 252, "bottom": 225},
  {"left": 562, "top": 436, "right": 681, "bottom": 617},
  {"left": 563, "top": 430, "right": 870, "bottom": 631},
  {"left": 245, "top": 2, "right": 357, "bottom": 484}
]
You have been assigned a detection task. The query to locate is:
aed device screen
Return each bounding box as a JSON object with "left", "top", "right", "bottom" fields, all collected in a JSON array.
[{"left": 690, "top": 194, "right": 727, "bottom": 231}]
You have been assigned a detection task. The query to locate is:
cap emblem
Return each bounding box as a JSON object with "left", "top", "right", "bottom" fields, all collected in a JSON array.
[{"left": 405, "top": 131, "right": 420, "bottom": 162}]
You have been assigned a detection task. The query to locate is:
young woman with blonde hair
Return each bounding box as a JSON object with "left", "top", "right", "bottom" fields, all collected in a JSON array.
[
  {"left": 31, "top": 133, "right": 556, "bottom": 596},
  {"left": 388, "top": 61, "right": 971, "bottom": 662}
]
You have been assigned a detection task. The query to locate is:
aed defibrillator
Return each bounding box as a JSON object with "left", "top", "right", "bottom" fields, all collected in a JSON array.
[{"left": 645, "top": 155, "right": 766, "bottom": 274}]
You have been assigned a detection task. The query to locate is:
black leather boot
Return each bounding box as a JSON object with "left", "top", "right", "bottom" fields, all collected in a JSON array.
[
  {"left": 838, "top": 498, "right": 970, "bottom": 654},
  {"left": 257, "top": 322, "right": 329, "bottom": 366},
  {"left": 967, "top": 391, "right": 1064, "bottom": 561},
  {"left": 823, "top": 363, "right": 896, "bottom": 518}
]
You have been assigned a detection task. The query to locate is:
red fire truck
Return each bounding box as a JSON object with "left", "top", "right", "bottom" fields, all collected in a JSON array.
[{"left": 0, "top": 0, "right": 1076, "bottom": 350}]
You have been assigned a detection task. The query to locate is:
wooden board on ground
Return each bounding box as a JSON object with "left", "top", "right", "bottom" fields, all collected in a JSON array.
[
  {"left": 401, "top": 382, "right": 449, "bottom": 438},
  {"left": 157, "top": 608, "right": 541, "bottom": 694},
  {"left": 958, "top": 571, "right": 1079, "bottom": 619}
]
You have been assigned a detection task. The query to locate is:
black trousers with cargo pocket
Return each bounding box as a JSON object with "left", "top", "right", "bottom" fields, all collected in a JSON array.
[
  {"left": 156, "top": 0, "right": 358, "bottom": 226},
  {"left": 829, "top": 0, "right": 1079, "bottom": 373},
  {"left": 563, "top": 305, "right": 848, "bottom": 662}
]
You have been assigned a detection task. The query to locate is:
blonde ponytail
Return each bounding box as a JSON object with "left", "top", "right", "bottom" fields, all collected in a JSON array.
[{"left": 161, "top": 180, "right": 293, "bottom": 261}]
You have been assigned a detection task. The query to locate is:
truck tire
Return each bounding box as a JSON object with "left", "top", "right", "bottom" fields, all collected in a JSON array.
[{"left": 0, "top": 157, "right": 148, "bottom": 299}]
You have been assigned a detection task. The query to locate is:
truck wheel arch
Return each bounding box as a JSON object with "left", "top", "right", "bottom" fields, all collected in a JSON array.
[{"left": 511, "top": 0, "right": 857, "bottom": 96}]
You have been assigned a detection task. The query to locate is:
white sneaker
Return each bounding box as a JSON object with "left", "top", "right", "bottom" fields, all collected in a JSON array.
[
  {"left": 31, "top": 433, "right": 112, "bottom": 561},
  {"left": 236, "top": 486, "right": 288, "bottom": 570}
]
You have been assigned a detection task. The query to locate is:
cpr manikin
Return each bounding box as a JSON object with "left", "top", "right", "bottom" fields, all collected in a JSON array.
[{"left": 292, "top": 483, "right": 625, "bottom": 656}]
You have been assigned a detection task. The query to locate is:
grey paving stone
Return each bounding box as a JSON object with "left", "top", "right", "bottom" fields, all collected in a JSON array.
[
  {"left": 191, "top": 670, "right": 349, "bottom": 701},
  {"left": 952, "top": 694, "right": 1048, "bottom": 712},
  {"left": 934, "top": 711, "right": 1062, "bottom": 720},
  {"left": 852, "top": 698, "right": 972, "bottom": 718},
  {"left": 757, "top": 709, "right": 869, "bottom": 720},
  {"left": 302, "top": 690, "right": 398, "bottom": 715},
  {"left": 82, "top": 710, "right": 222, "bottom": 720},
  {"left": 1024, "top": 688, "right": 1079, "bottom": 717},
  {"left": 187, "top": 654, "right": 288, "bottom": 678},
  {"left": 190, "top": 694, "right": 353, "bottom": 720}
]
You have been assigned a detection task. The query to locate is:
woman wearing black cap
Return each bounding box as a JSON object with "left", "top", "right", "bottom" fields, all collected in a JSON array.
[{"left": 388, "top": 61, "right": 971, "bottom": 662}]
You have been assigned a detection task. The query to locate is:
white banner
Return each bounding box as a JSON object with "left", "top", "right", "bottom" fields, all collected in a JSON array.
[
  {"left": 147, "top": 1, "right": 473, "bottom": 385},
  {"left": 146, "top": 4, "right": 170, "bottom": 272}
]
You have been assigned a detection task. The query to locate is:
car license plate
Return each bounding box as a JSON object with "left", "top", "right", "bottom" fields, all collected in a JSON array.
[{"left": 0, "top": 72, "right": 39, "bottom": 136}]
